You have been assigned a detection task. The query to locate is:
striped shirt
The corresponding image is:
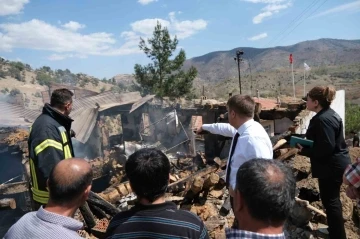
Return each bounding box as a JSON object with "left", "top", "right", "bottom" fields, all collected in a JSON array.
[
  {"left": 105, "top": 201, "right": 209, "bottom": 239},
  {"left": 225, "top": 228, "right": 286, "bottom": 239},
  {"left": 4, "top": 206, "right": 83, "bottom": 239},
  {"left": 344, "top": 158, "right": 360, "bottom": 207}
]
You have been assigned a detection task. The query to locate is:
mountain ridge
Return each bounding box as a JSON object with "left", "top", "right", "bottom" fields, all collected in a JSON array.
[{"left": 183, "top": 38, "right": 360, "bottom": 83}]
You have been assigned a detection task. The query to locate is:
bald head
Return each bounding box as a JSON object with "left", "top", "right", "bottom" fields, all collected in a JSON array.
[
  {"left": 235, "top": 158, "right": 295, "bottom": 225},
  {"left": 48, "top": 158, "right": 93, "bottom": 205}
]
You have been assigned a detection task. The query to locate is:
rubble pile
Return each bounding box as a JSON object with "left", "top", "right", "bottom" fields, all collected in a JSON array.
[
  {"left": 3, "top": 129, "right": 29, "bottom": 147},
  {"left": 2, "top": 126, "right": 360, "bottom": 238},
  {"left": 73, "top": 146, "right": 360, "bottom": 239},
  {"left": 282, "top": 147, "right": 360, "bottom": 239}
]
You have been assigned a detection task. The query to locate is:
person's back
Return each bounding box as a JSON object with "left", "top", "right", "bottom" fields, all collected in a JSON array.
[
  {"left": 226, "top": 158, "right": 296, "bottom": 239},
  {"left": 306, "top": 107, "right": 350, "bottom": 177},
  {"left": 5, "top": 158, "right": 93, "bottom": 239},
  {"left": 4, "top": 208, "right": 83, "bottom": 239},
  {"left": 106, "top": 201, "right": 207, "bottom": 238},
  {"left": 105, "top": 148, "right": 209, "bottom": 239}
]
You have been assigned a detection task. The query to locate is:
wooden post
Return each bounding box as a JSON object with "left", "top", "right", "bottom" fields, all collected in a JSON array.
[{"left": 203, "top": 173, "right": 220, "bottom": 189}]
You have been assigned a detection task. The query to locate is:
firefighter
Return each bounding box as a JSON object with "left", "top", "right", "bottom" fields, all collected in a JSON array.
[{"left": 28, "top": 88, "right": 75, "bottom": 210}]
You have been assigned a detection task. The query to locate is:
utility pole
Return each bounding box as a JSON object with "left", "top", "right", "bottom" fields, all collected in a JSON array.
[
  {"left": 248, "top": 59, "right": 253, "bottom": 96},
  {"left": 234, "top": 50, "right": 244, "bottom": 95}
]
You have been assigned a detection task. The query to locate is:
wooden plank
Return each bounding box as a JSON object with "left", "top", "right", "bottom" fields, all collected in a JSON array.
[{"left": 0, "top": 198, "right": 16, "bottom": 209}]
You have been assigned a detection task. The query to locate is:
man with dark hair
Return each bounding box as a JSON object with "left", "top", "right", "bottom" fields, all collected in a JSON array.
[
  {"left": 226, "top": 158, "right": 296, "bottom": 239},
  {"left": 5, "top": 158, "right": 92, "bottom": 239},
  {"left": 197, "top": 95, "right": 273, "bottom": 199},
  {"left": 28, "top": 88, "right": 75, "bottom": 209},
  {"left": 105, "top": 148, "right": 209, "bottom": 239}
]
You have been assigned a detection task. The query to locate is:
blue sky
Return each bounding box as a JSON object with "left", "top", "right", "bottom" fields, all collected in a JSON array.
[{"left": 0, "top": 0, "right": 359, "bottom": 79}]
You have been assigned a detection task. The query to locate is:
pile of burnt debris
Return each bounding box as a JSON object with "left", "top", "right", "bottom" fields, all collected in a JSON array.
[{"left": 1, "top": 128, "right": 360, "bottom": 239}]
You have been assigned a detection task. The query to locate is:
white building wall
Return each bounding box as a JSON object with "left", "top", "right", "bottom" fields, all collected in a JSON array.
[{"left": 297, "top": 90, "right": 345, "bottom": 135}]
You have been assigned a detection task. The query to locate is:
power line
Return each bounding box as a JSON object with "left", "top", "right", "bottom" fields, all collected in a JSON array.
[
  {"left": 275, "top": 0, "right": 329, "bottom": 45},
  {"left": 265, "top": 0, "right": 321, "bottom": 48}
]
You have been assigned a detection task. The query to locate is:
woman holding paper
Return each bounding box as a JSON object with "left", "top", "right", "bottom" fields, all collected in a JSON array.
[{"left": 297, "top": 86, "right": 350, "bottom": 239}]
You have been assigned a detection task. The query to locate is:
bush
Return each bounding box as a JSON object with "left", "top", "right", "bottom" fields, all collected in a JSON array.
[
  {"left": 10, "top": 88, "right": 21, "bottom": 96},
  {"left": 40, "top": 66, "right": 52, "bottom": 73},
  {"left": 10, "top": 61, "right": 25, "bottom": 71},
  {"left": 79, "top": 81, "right": 86, "bottom": 88},
  {"left": 346, "top": 103, "right": 360, "bottom": 135},
  {"left": 25, "top": 64, "right": 32, "bottom": 71},
  {"left": 34, "top": 92, "right": 42, "bottom": 98},
  {"left": 36, "top": 72, "right": 54, "bottom": 86},
  {"left": 110, "top": 86, "right": 121, "bottom": 93},
  {"left": 1, "top": 87, "right": 9, "bottom": 94},
  {"left": 92, "top": 78, "right": 99, "bottom": 86},
  {"left": 8, "top": 66, "right": 21, "bottom": 78},
  {"left": 100, "top": 86, "right": 106, "bottom": 93},
  {"left": 0, "top": 70, "right": 6, "bottom": 79},
  {"left": 314, "top": 65, "right": 328, "bottom": 76},
  {"left": 15, "top": 71, "right": 24, "bottom": 82}
]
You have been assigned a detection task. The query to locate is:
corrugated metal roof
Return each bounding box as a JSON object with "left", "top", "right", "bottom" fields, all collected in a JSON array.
[
  {"left": 253, "top": 98, "right": 279, "bottom": 110},
  {"left": 0, "top": 101, "right": 40, "bottom": 127},
  {"left": 72, "top": 91, "right": 141, "bottom": 113},
  {"left": 70, "top": 91, "right": 142, "bottom": 143},
  {"left": 130, "top": 95, "right": 155, "bottom": 113},
  {"left": 42, "top": 83, "right": 99, "bottom": 104}
]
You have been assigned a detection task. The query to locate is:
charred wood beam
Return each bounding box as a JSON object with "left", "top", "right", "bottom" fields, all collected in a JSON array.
[
  {"left": 79, "top": 202, "right": 96, "bottom": 229},
  {"left": 273, "top": 139, "right": 287, "bottom": 151},
  {"left": 87, "top": 191, "right": 120, "bottom": 216},
  {"left": 168, "top": 160, "right": 226, "bottom": 192},
  {"left": 0, "top": 181, "right": 28, "bottom": 195},
  {"left": 270, "top": 131, "right": 292, "bottom": 146},
  {"left": 276, "top": 148, "right": 299, "bottom": 161},
  {"left": 88, "top": 203, "right": 109, "bottom": 220},
  {"left": 0, "top": 198, "right": 16, "bottom": 209}
]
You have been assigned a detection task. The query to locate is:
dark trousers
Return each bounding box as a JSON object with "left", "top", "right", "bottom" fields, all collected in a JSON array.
[{"left": 318, "top": 177, "right": 346, "bottom": 239}]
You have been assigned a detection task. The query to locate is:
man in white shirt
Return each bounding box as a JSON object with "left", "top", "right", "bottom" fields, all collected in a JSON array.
[{"left": 197, "top": 95, "right": 273, "bottom": 196}]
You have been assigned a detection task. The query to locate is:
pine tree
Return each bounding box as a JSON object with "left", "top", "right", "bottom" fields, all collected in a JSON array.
[{"left": 134, "top": 22, "right": 197, "bottom": 98}]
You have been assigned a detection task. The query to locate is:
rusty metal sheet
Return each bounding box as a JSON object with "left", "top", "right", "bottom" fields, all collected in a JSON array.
[
  {"left": 142, "top": 113, "right": 151, "bottom": 136},
  {"left": 71, "top": 108, "right": 99, "bottom": 143},
  {"left": 191, "top": 115, "right": 203, "bottom": 131}
]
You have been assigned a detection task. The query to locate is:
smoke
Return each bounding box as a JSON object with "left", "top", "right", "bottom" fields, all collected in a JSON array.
[
  {"left": 0, "top": 93, "right": 32, "bottom": 128},
  {"left": 141, "top": 109, "right": 190, "bottom": 154}
]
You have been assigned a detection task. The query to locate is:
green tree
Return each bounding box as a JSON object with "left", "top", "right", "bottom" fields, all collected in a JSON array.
[
  {"left": 134, "top": 22, "right": 197, "bottom": 98},
  {"left": 40, "top": 66, "right": 52, "bottom": 73}
]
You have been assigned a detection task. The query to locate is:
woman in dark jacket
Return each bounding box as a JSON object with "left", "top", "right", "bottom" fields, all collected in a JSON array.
[{"left": 298, "top": 86, "right": 350, "bottom": 239}]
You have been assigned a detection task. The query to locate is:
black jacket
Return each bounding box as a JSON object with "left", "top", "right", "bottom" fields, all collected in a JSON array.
[
  {"left": 28, "top": 104, "right": 74, "bottom": 204},
  {"left": 300, "top": 107, "right": 350, "bottom": 178}
]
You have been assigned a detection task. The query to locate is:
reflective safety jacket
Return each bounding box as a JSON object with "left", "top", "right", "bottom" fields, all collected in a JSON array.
[{"left": 28, "top": 103, "right": 74, "bottom": 204}]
